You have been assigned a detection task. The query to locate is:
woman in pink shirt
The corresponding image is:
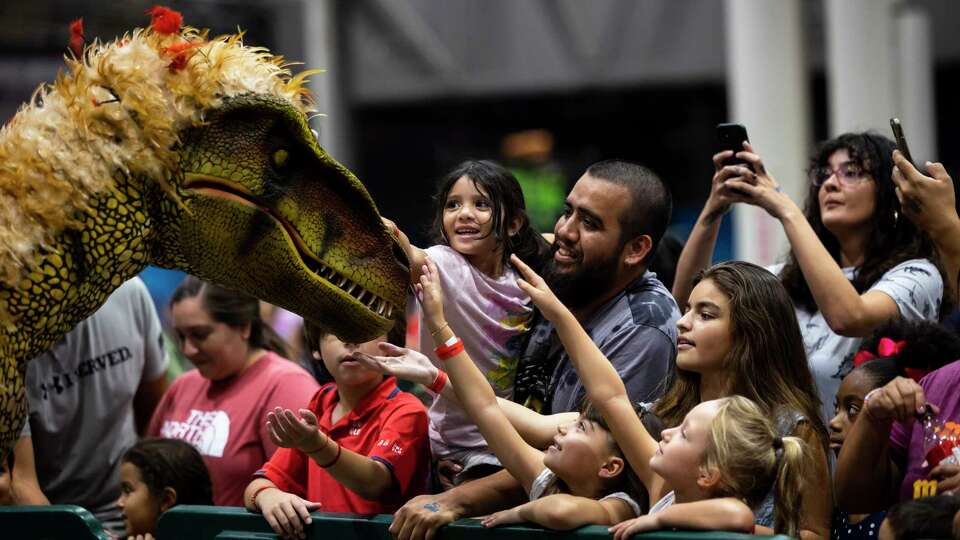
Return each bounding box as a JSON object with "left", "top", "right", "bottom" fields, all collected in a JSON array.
[{"left": 148, "top": 277, "right": 319, "bottom": 506}]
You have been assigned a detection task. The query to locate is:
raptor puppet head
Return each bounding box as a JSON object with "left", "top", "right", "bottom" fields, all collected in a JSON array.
[{"left": 0, "top": 12, "right": 408, "bottom": 347}]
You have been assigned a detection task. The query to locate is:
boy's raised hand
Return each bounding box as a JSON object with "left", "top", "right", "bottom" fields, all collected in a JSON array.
[
  {"left": 266, "top": 407, "right": 331, "bottom": 455},
  {"left": 510, "top": 254, "right": 566, "bottom": 322},
  {"left": 353, "top": 343, "right": 439, "bottom": 388}
]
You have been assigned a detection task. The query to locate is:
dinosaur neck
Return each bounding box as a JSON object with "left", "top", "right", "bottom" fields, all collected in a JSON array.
[{"left": 0, "top": 173, "right": 154, "bottom": 363}]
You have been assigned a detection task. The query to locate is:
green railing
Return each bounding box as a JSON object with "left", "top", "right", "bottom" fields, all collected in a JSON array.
[
  {"left": 0, "top": 505, "right": 112, "bottom": 540},
  {"left": 158, "top": 506, "right": 791, "bottom": 540},
  {"left": 0, "top": 505, "right": 793, "bottom": 540}
]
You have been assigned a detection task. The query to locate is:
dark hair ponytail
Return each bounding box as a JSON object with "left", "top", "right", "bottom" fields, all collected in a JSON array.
[
  {"left": 430, "top": 160, "right": 550, "bottom": 273},
  {"left": 171, "top": 276, "right": 290, "bottom": 358}
]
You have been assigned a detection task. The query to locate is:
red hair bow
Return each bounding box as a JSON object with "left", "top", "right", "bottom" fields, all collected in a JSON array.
[{"left": 852, "top": 337, "right": 906, "bottom": 367}]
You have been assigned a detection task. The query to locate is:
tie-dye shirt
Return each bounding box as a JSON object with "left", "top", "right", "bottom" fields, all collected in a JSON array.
[{"left": 419, "top": 245, "right": 533, "bottom": 459}]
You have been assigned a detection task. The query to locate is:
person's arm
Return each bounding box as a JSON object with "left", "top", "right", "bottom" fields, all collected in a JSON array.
[
  {"left": 892, "top": 151, "right": 960, "bottom": 304},
  {"left": 672, "top": 150, "right": 743, "bottom": 306},
  {"left": 134, "top": 373, "right": 168, "bottom": 435},
  {"left": 481, "top": 494, "right": 635, "bottom": 530},
  {"left": 389, "top": 468, "right": 528, "bottom": 540},
  {"left": 609, "top": 498, "right": 754, "bottom": 540},
  {"left": 725, "top": 143, "right": 899, "bottom": 337},
  {"left": 794, "top": 423, "right": 832, "bottom": 540},
  {"left": 418, "top": 259, "right": 545, "bottom": 492},
  {"left": 11, "top": 436, "right": 49, "bottom": 505},
  {"left": 835, "top": 377, "right": 921, "bottom": 513},
  {"left": 244, "top": 477, "right": 320, "bottom": 540},
  {"left": 511, "top": 254, "right": 664, "bottom": 500},
  {"left": 353, "top": 346, "right": 576, "bottom": 449},
  {"left": 383, "top": 217, "right": 429, "bottom": 283},
  {"left": 266, "top": 407, "right": 394, "bottom": 500}
]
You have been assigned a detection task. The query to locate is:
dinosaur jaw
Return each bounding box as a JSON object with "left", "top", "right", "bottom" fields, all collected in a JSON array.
[{"left": 182, "top": 173, "right": 403, "bottom": 334}]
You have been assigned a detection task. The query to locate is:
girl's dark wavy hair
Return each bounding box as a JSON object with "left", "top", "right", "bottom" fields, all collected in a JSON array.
[
  {"left": 850, "top": 319, "right": 960, "bottom": 389},
  {"left": 122, "top": 438, "right": 213, "bottom": 506},
  {"left": 779, "top": 132, "right": 940, "bottom": 313},
  {"left": 429, "top": 160, "right": 550, "bottom": 273}
]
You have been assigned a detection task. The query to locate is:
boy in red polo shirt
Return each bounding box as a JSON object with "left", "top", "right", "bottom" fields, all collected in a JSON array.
[{"left": 244, "top": 319, "right": 429, "bottom": 539}]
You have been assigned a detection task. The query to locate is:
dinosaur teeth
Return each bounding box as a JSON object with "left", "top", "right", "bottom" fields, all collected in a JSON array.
[
  {"left": 336, "top": 275, "right": 347, "bottom": 287},
  {"left": 367, "top": 296, "right": 378, "bottom": 310},
  {"left": 377, "top": 301, "right": 386, "bottom": 316},
  {"left": 385, "top": 304, "right": 393, "bottom": 319},
  {"left": 346, "top": 282, "right": 357, "bottom": 295}
]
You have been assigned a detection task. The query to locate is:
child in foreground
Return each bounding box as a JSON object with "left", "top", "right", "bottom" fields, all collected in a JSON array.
[
  {"left": 117, "top": 438, "right": 213, "bottom": 540},
  {"left": 385, "top": 160, "right": 547, "bottom": 486},
  {"left": 244, "top": 319, "right": 429, "bottom": 540}
]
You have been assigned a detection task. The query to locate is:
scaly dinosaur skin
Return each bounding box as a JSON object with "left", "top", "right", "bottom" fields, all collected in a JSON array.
[{"left": 0, "top": 27, "right": 407, "bottom": 458}]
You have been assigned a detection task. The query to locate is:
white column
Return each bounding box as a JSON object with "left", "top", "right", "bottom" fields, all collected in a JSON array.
[
  {"left": 824, "top": 0, "right": 897, "bottom": 136},
  {"left": 895, "top": 6, "right": 937, "bottom": 163},
  {"left": 725, "top": 0, "right": 811, "bottom": 265},
  {"left": 302, "top": 0, "right": 353, "bottom": 167}
]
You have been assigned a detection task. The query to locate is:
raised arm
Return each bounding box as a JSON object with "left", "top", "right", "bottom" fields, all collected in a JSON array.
[
  {"left": 383, "top": 217, "right": 428, "bottom": 283},
  {"left": 418, "top": 259, "right": 545, "bottom": 492},
  {"left": 354, "top": 344, "right": 577, "bottom": 449},
  {"left": 511, "top": 254, "right": 664, "bottom": 500},
  {"left": 725, "top": 143, "right": 900, "bottom": 337},
  {"left": 673, "top": 150, "right": 742, "bottom": 306},
  {"left": 892, "top": 151, "right": 960, "bottom": 305}
]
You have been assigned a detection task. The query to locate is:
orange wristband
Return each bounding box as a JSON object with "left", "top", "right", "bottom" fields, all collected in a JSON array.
[
  {"left": 428, "top": 370, "right": 449, "bottom": 393},
  {"left": 435, "top": 338, "right": 464, "bottom": 361}
]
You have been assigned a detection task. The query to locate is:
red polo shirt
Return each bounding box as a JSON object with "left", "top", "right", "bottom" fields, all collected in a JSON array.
[{"left": 255, "top": 376, "right": 429, "bottom": 514}]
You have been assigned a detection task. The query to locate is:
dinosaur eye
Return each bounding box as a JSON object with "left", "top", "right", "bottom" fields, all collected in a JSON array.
[{"left": 271, "top": 148, "right": 290, "bottom": 169}]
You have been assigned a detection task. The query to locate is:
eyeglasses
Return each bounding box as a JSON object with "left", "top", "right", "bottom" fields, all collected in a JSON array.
[{"left": 811, "top": 161, "right": 870, "bottom": 187}]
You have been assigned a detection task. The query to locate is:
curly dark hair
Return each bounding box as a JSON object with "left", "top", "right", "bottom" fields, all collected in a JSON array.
[
  {"left": 778, "top": 132, "right": 939, "bottom": 313},
  {"left": 851, "top": 319, "right": 960, "bottom": 388}
]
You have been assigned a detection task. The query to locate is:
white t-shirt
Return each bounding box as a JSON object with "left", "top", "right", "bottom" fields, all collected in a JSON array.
[
  {"left": 419, "top": 245, "right": 533, "bottom": 459},
  {"left": 648, "top": 490, "right": 676, "bottom": 515},
  {"left": 529, "top": 467, "right": 641, "bottom": 517},
  {"left": 21, "top": 277, "right": 167, "bottom": 532},
  {"left": 769, "top": 258, "right": 942, "bottom": 423}
]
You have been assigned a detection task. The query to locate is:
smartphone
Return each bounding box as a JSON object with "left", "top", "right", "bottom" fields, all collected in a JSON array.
[
  {"left": 716, "top": 123, "right": 750, "bottom": 168},
  {"left": 890, "top": 118, "right": 914, "bottom": 164}
]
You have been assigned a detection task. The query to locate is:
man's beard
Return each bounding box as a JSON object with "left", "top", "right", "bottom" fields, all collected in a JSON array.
[{"left": 541, "top": 243, "right": 621, "bottom": 310}]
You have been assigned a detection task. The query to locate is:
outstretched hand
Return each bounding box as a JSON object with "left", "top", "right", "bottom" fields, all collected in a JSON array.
[
  {"left": 266, "top": 407, "right": 330, "bottom": 455},
  {"left": 353, "top": 342, "right": 439, "bottom": 388},
  {"left": 609, "top": 515, "right": 659, "bottom": 540},
  {"left": 510, "top": 254, "right": 567, "bottom": 322}
]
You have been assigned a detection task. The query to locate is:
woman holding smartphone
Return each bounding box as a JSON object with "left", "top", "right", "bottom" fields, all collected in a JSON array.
[{"left": 673, "top": 132, "right": 943, "bottom": 423}]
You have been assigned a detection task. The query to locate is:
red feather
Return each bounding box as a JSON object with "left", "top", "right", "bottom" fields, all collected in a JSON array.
[
  {"left": 146, "top": 5, "right": 183, "bottom": 35},
  {"left": 161, "top": 41, "right": 204, "bottom": 72},
  {"left": 69, "top": 18, "right": 84, "bottom": 57}
]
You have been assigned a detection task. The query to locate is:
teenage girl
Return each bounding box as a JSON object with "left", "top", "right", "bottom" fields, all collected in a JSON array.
[
  {"left": 117, "top": 438, "right": 213, "bottom": 540},
  {"left": 386, "top": 160, "right": 548, "bottom": 484}
]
